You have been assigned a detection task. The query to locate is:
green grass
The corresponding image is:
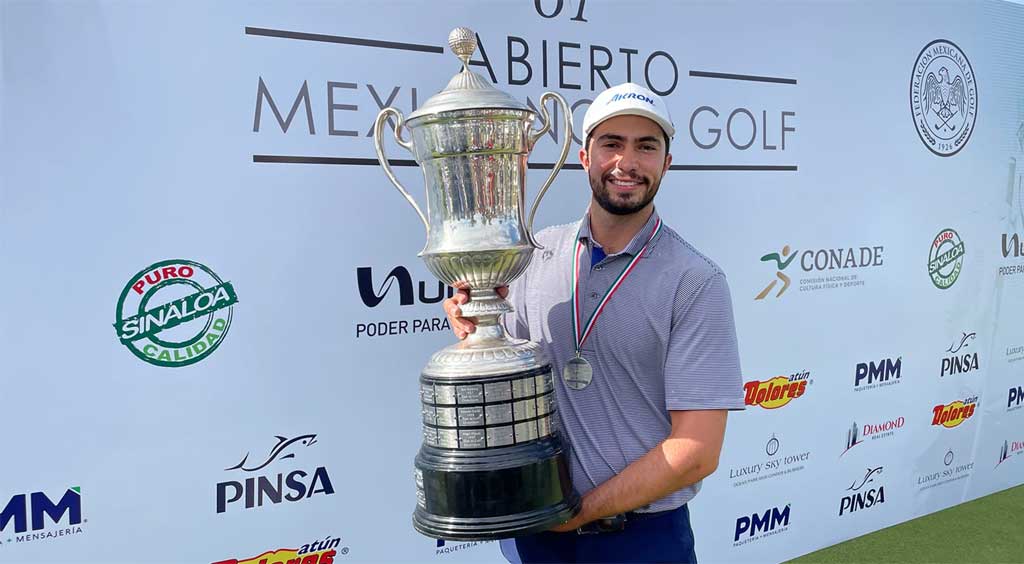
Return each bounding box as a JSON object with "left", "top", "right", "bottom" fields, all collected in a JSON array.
[{"left": 787, "top": 485, "right": 1024, "bottom": 563}]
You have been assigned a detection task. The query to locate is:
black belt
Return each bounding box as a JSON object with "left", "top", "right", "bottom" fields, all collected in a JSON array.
[{"left": 576, "top": 508, "right": 677, "bottom": 535}]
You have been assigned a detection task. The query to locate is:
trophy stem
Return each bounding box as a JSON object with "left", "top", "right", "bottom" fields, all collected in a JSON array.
[{"left": 459, "top": 288, "right": 512, "bottom": 320}]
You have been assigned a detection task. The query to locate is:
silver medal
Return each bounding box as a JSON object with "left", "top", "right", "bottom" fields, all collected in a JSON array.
[{"left": 563, "top": 356, "right": 593, "bottom": 390}]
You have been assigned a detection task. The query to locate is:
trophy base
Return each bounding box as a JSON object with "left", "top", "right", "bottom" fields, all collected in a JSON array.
[
  {"left": 415, "top": 363, "right": 580, "bottom": 541},
  {"left": 413, "top": 436, "right": 581, "bottom": 541}
]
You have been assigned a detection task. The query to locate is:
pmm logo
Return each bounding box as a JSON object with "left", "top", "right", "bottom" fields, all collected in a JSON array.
[
  {"left": 1008, "top": 386, "right": 1023, "bottom": 410},
  {"left": 854, "top": 357, "right": 901, "bottom": 387},
  {"left": 734, "top": 504, "right": 790, "bottom": 542},
  {"left": 356, "top": 266, "right": 453, "bottom": 308},
  {"left": 0, "top": 487, "right": 82, "bottom": 534}
]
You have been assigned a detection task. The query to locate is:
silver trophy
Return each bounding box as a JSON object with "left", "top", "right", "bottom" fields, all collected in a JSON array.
[{"left": 373, "top": 27, "right": 580, "bottom": 540}]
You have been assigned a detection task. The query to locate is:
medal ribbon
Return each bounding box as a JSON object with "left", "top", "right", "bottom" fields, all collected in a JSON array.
[{"left": 571, "top": 218, "right": 663, "bottom": 356}]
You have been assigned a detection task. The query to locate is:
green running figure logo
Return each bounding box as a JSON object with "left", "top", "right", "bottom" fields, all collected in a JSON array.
[
  {"left": 756, "top": 245, "right": 796, "bottom": 300},
  {"left": 113, "top": 259, "right": 238, "bottom": 367}
]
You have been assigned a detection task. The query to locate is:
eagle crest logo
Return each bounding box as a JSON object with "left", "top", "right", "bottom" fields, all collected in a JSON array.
[
  {"left": 923, "top": 67, "right": 966, "bottom": 133},
  {"left": 911, "top": 40, "right": 977, "bottom": 157}
]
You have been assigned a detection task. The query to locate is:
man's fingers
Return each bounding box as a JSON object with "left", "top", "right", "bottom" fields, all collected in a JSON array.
[
  {"left": 446, "top": 287, "right": 483, "bottom": 340},
  {"left": 445, "top": 299, "right": 462, "bottom": 318},
  {"left": 456, "top": 318, "right": 476, "bottom": 334},
  {"left": 496, "top": 286, "right": 509, "bottom": 299},
  {"left": 453, "top": 319, "right": 476, "bottom": 339}
]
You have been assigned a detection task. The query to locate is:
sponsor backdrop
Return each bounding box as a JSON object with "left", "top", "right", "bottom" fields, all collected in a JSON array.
[{"left": 2, "top": 1, "right": 1023, "bottom": 562}]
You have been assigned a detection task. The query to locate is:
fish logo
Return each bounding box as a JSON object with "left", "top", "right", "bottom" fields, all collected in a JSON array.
[
  {"left": 947, "top": 332, "right": 976, "bottom": 354},
  {"left": 847, "top": 467, "right": 883, "bottom": 491},
  {"left": 226, "top": 434, "right": 319, "bottom": 472}
]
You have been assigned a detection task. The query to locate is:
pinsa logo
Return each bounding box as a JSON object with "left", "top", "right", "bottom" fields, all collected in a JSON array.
[
  {"left": 743, "top": 370, "right": 811, "bottom": 409},
  {"left": 931, "top": 397, "right": 978, "bottom": 428}
]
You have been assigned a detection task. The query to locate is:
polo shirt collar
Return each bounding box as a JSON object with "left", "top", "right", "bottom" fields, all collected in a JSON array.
[{"left": 578, "top": 208, "right": 661, "bottom": 257}]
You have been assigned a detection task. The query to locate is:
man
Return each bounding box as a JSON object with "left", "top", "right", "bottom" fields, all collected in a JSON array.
[{"left": 443, "top": 83, "right": 745, "bottom": 563}]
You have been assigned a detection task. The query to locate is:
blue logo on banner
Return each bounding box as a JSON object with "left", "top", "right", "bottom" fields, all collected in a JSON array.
[{"left": 0, "top": 488, "right": 82, "bottom": 534}]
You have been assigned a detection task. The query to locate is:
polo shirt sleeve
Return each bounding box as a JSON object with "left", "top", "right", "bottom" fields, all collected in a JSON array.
[{"left": 664, "top": 272, "right": 746, "bottom": 411}]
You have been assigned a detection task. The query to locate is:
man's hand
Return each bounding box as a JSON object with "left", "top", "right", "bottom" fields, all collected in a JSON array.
[
  {"left": 548, "top": 500, "right": 594, "bottom": 532},
  {"left": 546, "top": 410, "right": 728, "bottom": 532},
  {"left": 443, "top": 287, "right": 508, "bottom": 340}
]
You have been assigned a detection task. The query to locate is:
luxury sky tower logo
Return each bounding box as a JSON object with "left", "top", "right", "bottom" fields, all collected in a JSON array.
[{"left": 113, "top": 260, "right": 238, "bottom": 367}]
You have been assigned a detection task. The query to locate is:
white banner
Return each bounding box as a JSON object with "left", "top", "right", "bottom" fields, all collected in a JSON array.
[{"left": 1, "top": 1, "right": 1022, "bottom": 562}]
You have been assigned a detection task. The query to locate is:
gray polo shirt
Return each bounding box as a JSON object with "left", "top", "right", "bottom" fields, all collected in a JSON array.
[{"left": 504, "top": 208, "right": 745, "bottom": 512}]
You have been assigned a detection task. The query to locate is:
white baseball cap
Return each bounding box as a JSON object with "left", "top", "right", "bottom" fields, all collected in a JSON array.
[{"left": 582, "top": 82, "right": 675, "bottom": 140}]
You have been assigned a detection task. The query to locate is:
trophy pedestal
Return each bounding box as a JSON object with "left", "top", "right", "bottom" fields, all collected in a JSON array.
[
  {"left": 413, "top": 434, "right": 580, "bottom": 540},
  {"left": 415, "top": 355, "right": 581, "bottom": 540}
]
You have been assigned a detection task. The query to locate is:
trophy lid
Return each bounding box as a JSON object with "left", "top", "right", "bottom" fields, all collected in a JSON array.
[{"left": 406, "top": 27, "right": 531, "bottom": 122}]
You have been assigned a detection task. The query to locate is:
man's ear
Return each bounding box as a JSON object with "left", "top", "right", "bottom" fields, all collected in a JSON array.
[
  {"left": 663, "top": 152, "right": 673, "bottom": 175},
  {"left": 579, "top": 147, "right": 590, "bottom": 171}
]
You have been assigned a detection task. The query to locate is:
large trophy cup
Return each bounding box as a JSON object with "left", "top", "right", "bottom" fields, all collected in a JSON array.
[{"left": 373, "top": 27, "right": 580, "bottom": 540}]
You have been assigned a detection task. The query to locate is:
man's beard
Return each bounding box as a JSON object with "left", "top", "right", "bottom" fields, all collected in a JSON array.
[{"left": 590, "top": 173, "right": 660, "bottom": 216}]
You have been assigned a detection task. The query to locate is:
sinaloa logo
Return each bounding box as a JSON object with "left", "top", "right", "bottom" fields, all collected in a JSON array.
[
  {"left": 928, "top": 229, "right": 965, "bottom": 289},
  {"left": 910, "top": 39, "right": 977, "bottom": 157},
  {"left": 114, "top": 260, "right": 237, "bottom": 367}
]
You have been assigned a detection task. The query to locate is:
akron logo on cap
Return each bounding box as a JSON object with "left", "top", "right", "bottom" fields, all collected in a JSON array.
[
  {"left": 609, "top": 92, "right": 655, "bottom": 106},
  {"left": 910, "top": 39, "right": 978, "bottom": 157}
]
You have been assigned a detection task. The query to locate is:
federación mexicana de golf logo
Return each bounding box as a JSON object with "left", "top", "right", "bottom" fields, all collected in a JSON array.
[{"left": 114, "top": 260, "right": 237, "bottom": 367}]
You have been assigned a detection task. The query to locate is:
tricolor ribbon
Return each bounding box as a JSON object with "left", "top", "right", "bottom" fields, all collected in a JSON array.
[{"left": 571, "top": 217, "right": 663, "bottom": 356}]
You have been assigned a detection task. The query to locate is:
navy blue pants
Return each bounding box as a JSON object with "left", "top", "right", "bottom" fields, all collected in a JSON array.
[{"left": 501, "top": 505, "right": 697, "bottom": 563}]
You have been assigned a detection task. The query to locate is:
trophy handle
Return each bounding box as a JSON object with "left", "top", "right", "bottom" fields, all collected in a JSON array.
[
  {"left": 525, "top": 92, "right": 573, "bottom": 249},
  {"left": 373, "top": 107, "right": 429, "bottom": 236}
]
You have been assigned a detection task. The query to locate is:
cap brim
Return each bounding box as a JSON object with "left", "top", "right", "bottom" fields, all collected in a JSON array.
[{"left": 585, "top": 107, "right": 675, "bottom": 139}]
